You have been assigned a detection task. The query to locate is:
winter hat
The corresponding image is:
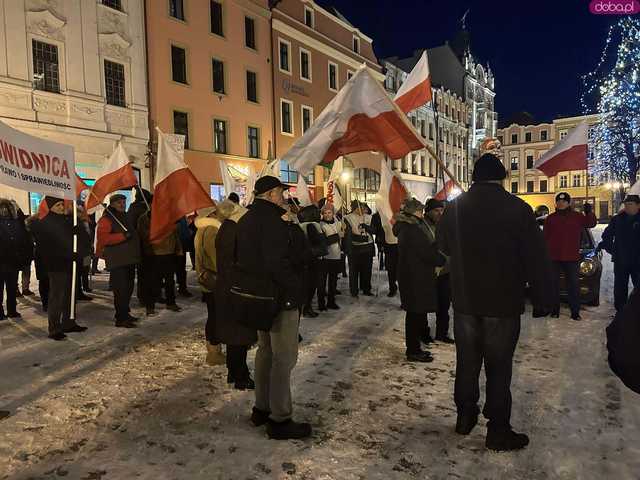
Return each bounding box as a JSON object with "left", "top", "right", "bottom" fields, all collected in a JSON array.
[
  {"left": 45, "top": 196, "right": 63, "bottom": 209},
  {"left": 228, "top": 192, "right": 240, "bottom": 204},
  {"left": 254, "top": 175, "right": 289, "bottom": 195},
  {"left": 403, "top": 198, "right": 425, "bottom": 215},
  {"left": 424, "top": 198, "right": 445, "bottom": 213},
  {"left": 472, "top": 153, "right": 507, "bottom": 182},
  {"left": 555, "top": 192, "right": 571, "bottom": 203},
  {"left": 623, "top": 194, "right": 640, "bottom": 204},
  {"left": 109, "top": 194, "right": 127, "bottom": 204}
]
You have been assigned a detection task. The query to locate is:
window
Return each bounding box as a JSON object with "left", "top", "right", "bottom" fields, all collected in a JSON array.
[
  {"left": 353, "top": 168, "right": 380, "bottom": 191},
  {"left": 245, "top": 17, "right": 256, "bottom": 49},
  {"left": 420, "top": 120, "right": 426, "bottom": 137},
  {"left": 173, "top": 111, "right": 189, "bottom": 149},
  {"left": 385, "top": 75, "right": 395, "bottom": 91},
  {"left": 280, "top": 99, "right": 293, "bottom": 135},
  {"left": 510, "top": 155, "right": 519, "bottom": 171},
  {"left": 328, "top": 62, "right": 338, "bottom": 91},
  {"left": 210, "top": 1, "right": 223, "bottom": 36},
  {"left": 212, "top": 59, "right": 225, "bottom": 94},
  {"left": 248, "top": 126, "right": 259, "bottom": 158},
  {"left": 32, "top": 40, "right": 59, "bottom": 93},
  {"left": 420, "top": 155, "right": 426, "bottom": 176},
  {"left": 300, "top": 49, "right": 311, "bottom": 81},
  {"left": 102, "top": 0, "right": 121, "bottom": 10},
  {"left": 104, "top": 60, "right": 126, "bottom": 107},
  {"left": 347, "top": 70, "right": 354, "bottom": 81},
  {"left": 511, "top": 133, "right": 518, "bottom": 144},
  {"left": 301, "top": 105, "right": 313, "bottom": 134},
  {"left": 210, "top": 184, "right": 225, "bottom": 202},
  {"left": 511, "top": 182, "right": 518, "bottom": 194},
  {"left": 429, "top": 123, "right": 434, "bottom": 140},
  {"left": 525, "top": 132, "right": 532, "bottom": 142},
  {"left": 497, "top": 135, "right": 503, "bottom": 144},
  {"left": 278, "top": 39, "right": 290, "bottom": 73},
  {"left": 445, "top": 105, "right": 449, "bottom": 117},
  {"left": 540, "top": 180, "right": 548, "bottom": 193},
  {"left": 353, "top": 36, "right": 360, "bottom": 54},
  {"left": 526, "top": 155, "right": 534, "bottom": 169},
  {"left": 280, "top": 160, "right": 298, "bottom": 184},
  {"left": 526, "top": 181, "right": 534, "bottom": 193},
  {"left": 213, "top": 119, "right": 227, "bottom": 154},
  {"left": 169, "top": 0, "right": 185, "bottom": 20},
  {"left": 572, "top": 174, "right": 581, "bottom": 187},
  {"left": 411, "top": 116, "right": 417, "bottom": 127},
  {"left": 304, "top": 6, "right": 314, "bottom": 28},
  {"left": 559, "top": 129, "right": 568, "bottom": 140},
  {"left": 540, "top": 130, "right": 548, "bottom": 141},
  {"left": 560, "top": 175, "right": 568, "bottom": 188},
  {"left": 246, "top": 70, "right": 258, "bottom": 102},
  {"left": 411, "top": 154, "right": 418, "bottom": 174},
  {"left": 171, "top": 45, "right": 187, "bottom": 84}
]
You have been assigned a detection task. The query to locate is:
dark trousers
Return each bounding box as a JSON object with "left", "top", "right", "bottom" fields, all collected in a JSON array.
[
  {"left": 175, "top": 253, "right": 188, "bottom": 292},
  {"left": 0, "top": 270, "right": 18, "bottom": 315},
  {"left": 204, "top": 291, "right": 217, "bottom": 345},
  {"left": 318, "top": 266, "right": 338, "bottom": 308},
  {"left": 405, "top": 311, "right": 428, "bottom": 355},
  {"left": 551, "top": 261, "right": 580, "bottom": 316},
  {"left": 348, "top": 251, "right": 373, "bottom": 295},
  {"left": 305, "top": 260, "right": 319, "bottom": 309},
  {"left": 47, "top": 271, "right": 73, "bottom": 335},
  {"left": 110, "top": 265, "right": 135, "bottom": 322},
  {"left": 385, "top": 244, "right": 398, "bottom": 293},
  {"left": 454, "top": 312, "right": 521, "bottom": 429},
  {"left": 91, "top": 256, "right": 100, "bottom": 273},
  {"left": 39, "top": 277, "right": 50, "bottom": 311},
  {"left": 152, "top": 255, "right": 176, "bottom": 308},
  {"left": 227, "top": 345, "right": 250, "bottom": 382},
  {"left": 138, "top": 256, "right": 155, "bottom": 308},
  {"left": 613, "top": 263, "right": 640, "bottom": 311},
  {"left": 436, "top": 274, "right": 452, "bottom": 338}
]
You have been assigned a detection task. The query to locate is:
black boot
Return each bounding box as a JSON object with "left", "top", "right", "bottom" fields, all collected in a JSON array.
[
  {"left": 235, "top": 377, "right": 255, "bottom": 391},
  {"left": 406, "top": 351, "right": 433, "bottom": 363},
  {"left": 486, "top": 427, "right": 530, "bottom": 452},
  {"left": 435, "top": 335, "right": 455, "bottom": 344},
  {"left": 303, "top": 307, "right": 318, "bottom": 318},
  {"left": 266, "top": 419, "right": 312, "bottom": 440},
  {"left": 250, "top": 407, "right": 270, "bottom": 427},
  {"left": 455, "top": 409, "right": 479, "bottom": 435},
  {"left": 326, "top": 302, "right": 340, "bottom": 310}
]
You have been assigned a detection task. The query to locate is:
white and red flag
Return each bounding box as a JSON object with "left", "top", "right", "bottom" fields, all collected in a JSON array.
[
  {"left": 282, "top": 66, "right": 426, "bottom": 175},
  {"left": 150, "top": 128, "right": 214, "bottom": 243},
  {"left": 535, "top": 122, "right": 588, "bottom": 177},
  {"left": 325, "top": 157, "right": 344, "bottom": 212},
  {"left": 85, "top": 143, "right": 137, "bottom": 210},
  {"left": 376, "top": 158, "right": 409, "bottom": 225},
  {"left": 434, "top": 180, "right": 456, "bottom": 201},
  {"left": 294, "top": 174, "right": 313, "bottom": 207},
  {"left": 394, "top": 50, "right": 432, "bottom": 113}
]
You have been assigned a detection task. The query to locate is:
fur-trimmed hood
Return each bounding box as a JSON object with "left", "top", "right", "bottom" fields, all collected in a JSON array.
[
  {"left": 216, "top": 200, "right": 248, "bottom": 223},
  {"left": 0, "top": 198, "right": 18, "bottom": 219},
  {"left": 194, "top": 216, "right": 221, "bottom": 230}
]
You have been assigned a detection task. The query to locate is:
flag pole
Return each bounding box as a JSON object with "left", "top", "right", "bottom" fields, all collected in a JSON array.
[
  {"left": 69, "top": 200, "right": 78, "bottom": 322},
  {"left": 424, "top": 143, "right": 463, "bottom": 191},
  {"left": 87, "top": 190, "right": 129, "bottom": 232}
]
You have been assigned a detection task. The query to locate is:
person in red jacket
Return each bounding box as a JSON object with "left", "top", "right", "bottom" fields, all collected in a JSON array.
[{"left": 543, "top": 192, "right": 597, "bottom": 320}]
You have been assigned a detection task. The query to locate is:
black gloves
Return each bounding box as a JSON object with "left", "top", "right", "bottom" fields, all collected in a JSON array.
[{"left": 583, "top": 203, "right": 593, "bottom": 215}]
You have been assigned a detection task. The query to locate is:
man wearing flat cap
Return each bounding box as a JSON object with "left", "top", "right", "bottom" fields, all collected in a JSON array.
[{"left": 598, "top": 194, "right": 640, "bottom": 311}]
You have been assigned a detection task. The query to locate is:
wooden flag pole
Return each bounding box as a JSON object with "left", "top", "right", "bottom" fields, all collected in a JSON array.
[
  {"left": 424, "top": 143, "right": 463, "bottom": 192},
  {"left": 69, "top": 200, "right": 78, "bottom": 322}
]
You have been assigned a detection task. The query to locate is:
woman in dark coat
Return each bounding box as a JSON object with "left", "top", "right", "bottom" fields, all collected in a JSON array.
[
  {"left": 215, "top": 200, "right": 257, "bottom": 390},
  {"left": 393, "top": 198, "right": 446, "bottom": 363},
  {"left": 0, "top": 198, "right": 31, "bottom": 319}
]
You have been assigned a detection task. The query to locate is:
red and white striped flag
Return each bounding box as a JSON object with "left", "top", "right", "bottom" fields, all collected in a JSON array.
[
  {"left": 325, "top": 157, "right": 343, "bottom": 212},
  {"left": 394, "top": 51, "right": 432, "bottom": 114},
  {"left": 376, "top": 158, "right": 409, "bottom": 225},
  {"left": 535, "top": 122, "right": 588, "bottom": 177},
  {"left": 282, "top": 66, "right": 426, "bottom": 175},
  {"left": 150, "top": 128, "right": 214, "bottom": 243},
  {"left": 85, "top": 143, "right": 137, "bottom": 210}
]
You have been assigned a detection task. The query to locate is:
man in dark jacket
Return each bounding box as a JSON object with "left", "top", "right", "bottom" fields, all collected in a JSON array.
[
  {"left": 598, "top": 194, "right": 640, "bottom": 311},
  {"left": 298, "top": 205, "right": 325, "bottom": 318},
  {"left": 438, "top": 153, "right": 552, "bottom": 452},
  {"left": 236, "top": 175, "right": 311, "bottom": 440},
  {"left": 607, "top": 288, "right": 640, "bottom": 394},
  {"left": 176, "top": 216, "right": 195, "bottom": 297},
  {"left": 344, "top": 200, "right": 375, "bottom": 297},
  {"left": 543, "top": 192, "right": 597, "bottom": 320},
  {"left": 127, "top": 188, "right": 152, "bottom": 305},
  {"left": 372, "top": 210, "right": 399, "bottom": 297},
  {"left": 393, "top": 198, "right": 446, "bottom": 363},
  {"left": 97, "top": 194, "right": 141, "bottom": 328},
  {"left": 31, "top": 198, "right": 87, "bottom": 339},
  {"left": 0, "top": 198, "right": 31, "bottom": 319}
]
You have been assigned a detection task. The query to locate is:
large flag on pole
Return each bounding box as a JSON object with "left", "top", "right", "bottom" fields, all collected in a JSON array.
[
  {"left": 434, "top": 179, "right": 456, "bottom": 201},
  {"left": 150, "top": 128, "right": 214, "bottom": 243},
  {"left": 534, "top": 122, "right": 588, "bottom": 177},
  {"left": 325, "top": 157, "right": 343, "bottom": 211},
  {"left": 376, "top": 158, "right": 409, "bottom": 225},
  {"left": 295, "top": 174, "right": 313, "bottom": 207},
  {"left": 86, "top": 142, "right": 137, "bottom": 210},
  {"left": 394, "top": 50, "right": 432, "bottom": 113},
  {"left": 282, "top": 66, "right": 426, "bottom": 175}
]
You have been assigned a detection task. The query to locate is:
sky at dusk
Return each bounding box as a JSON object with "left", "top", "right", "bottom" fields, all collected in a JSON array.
[{"left": 315, "top": 0, "right": 622, "bottom": 124}]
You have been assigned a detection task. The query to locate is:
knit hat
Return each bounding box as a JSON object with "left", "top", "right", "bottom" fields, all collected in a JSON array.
[
  {"left": 45, "top": 196, "right": 63, "bottom": 209},
  {"left": 624, "top": 194, "right": 640, "bottom": 204},
  {"left": 425, "top": 198, "right": 445, "bottom": 213},
  {"left": 472, "top": 153, "right": 507, "bottom": 182},
  {"left": 555, "top": 192, "right": 571, "bottom": 203},
  {"left": 228, "top": 192, "right": 240, "bottom": 204},
  {"left": 403, "top": 198, "right": 425, "bottom": 215},
  {"left": 109, "top": 194, "right": 127, "bottom": 204}
]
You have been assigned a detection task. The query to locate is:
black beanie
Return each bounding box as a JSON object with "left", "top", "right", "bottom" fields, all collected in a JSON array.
[
  {"left": 425, "top": 198, "right": 445, "bottom": 213},
  {"left": 45, "top": 196, "right": 63, "bottom": 209},
  {"left": 472, "top": 154, "right": 507, "bottom": 182}
]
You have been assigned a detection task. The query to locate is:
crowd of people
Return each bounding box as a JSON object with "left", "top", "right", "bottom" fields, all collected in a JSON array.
[{"left": 1, "top": 153, "right": 639, "bottom": 449}]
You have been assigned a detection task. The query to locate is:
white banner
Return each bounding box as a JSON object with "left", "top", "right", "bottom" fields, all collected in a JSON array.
[{"left": 0, "top": 120, "right": 75, "bottom": 200}]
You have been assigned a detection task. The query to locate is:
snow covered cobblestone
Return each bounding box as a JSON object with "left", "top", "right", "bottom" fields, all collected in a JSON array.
[{"left": 1, "top": 226, "right": 639, "bottom": 479}]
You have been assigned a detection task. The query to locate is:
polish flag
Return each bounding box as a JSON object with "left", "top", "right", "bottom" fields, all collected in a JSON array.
[
  {"left": 434, "top": 180, "right": 456, "bottom": 201},
  {"left": 219, "top": 160, "right": 238, "bottom": 199},
  {"left": 325, "top": 157, "right": 344, "bottom": 212},
  {"left": 150, "top": 128, "right": 214, "bottom": 243},
  {"left": 394, "top": 50, "right": 432, "bottom": 114},
  {"left": 376, "top": 158, "right": 409, "bottom": 225},
  {"left": 535, "top": 122, "right": 588, "bottom": 177},
  {"left": 283, "top": 66, "right": 426, "bottom": 175},
  {"left": 294, "top": 174, "right": 313, "bottom": 207},
  {"left": 85, "top": 143, "right": 138, "bottom": 210}
]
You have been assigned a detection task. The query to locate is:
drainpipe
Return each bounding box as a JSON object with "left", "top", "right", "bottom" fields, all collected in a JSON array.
[
  {"left": 143, "top": 0, "right": 155, "bottom": 187},
  {"left": 268, "top": 1, "right": 282, "bottom": 166}
]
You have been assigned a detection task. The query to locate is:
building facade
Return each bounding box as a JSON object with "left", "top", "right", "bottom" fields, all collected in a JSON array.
[
  {"left": 0, "top": 0, "right": 149, "bottom": 213},
  {"left": 145, "top": 0, "right": 274, "bottom": 199},
  {"left": 498, "top": 114, "right": 615, "bottom": 220}
]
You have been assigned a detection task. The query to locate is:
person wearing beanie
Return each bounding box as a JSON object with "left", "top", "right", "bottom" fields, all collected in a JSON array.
[
  {"left": 424, "top": 198, "right": 454, "bottom": 344},
  {"left": 318, "top": 204, "right": 343, "bottom": 310},
  {"left": 437, "top": 156, "right": 553, "bottom": 451},
  {"left": 371, "top": 206, "right": 399, "bottom": 298},
  {"left": 598, "top": 194, "right": 640, "bottom": 311},
  {"left": 543, "top": 192, "right": 597, "bottom": 320},
  {"left": 392, "top": 198, "right": 446, "bottom": 363},
  {"left": 344, "top": 200, "right": 375, "bottom": 297}
]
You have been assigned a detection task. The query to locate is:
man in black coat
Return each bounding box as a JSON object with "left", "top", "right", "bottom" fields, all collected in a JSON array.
[
  {"left": 236, "top": 176, "right": 310, "bottom": 440},
  {"left": 598, "top": 194, "right": 640, "bottom": 311},
  {"left": 437, "top": 153, "right": 552, "bottom": 452},
  {"left": 607, "top": 288, "right": 640, "bottom": 394},
  {"left": 0, "top": 198, "right": 31, "bottom": 319}
]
